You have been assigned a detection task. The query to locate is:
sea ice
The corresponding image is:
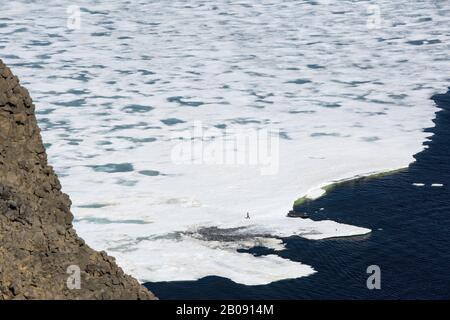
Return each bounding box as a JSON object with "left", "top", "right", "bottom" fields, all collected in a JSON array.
[{"left": 2, "top": 0, "right": 449, "bottom": 285}]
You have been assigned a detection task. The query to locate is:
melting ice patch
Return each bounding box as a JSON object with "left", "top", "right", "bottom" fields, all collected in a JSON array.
[{"left": 1, "top": 0, "right": 450, "bottom": 285}]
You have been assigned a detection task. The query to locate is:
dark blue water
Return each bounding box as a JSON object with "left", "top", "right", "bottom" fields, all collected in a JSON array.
[{"left": 145, "top": 90, "right": 450, "bottom": 299}]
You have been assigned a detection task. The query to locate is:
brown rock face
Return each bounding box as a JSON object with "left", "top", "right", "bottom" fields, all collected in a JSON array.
[{"left": 0, "top": 60, "right": 156, "bottom": 300}]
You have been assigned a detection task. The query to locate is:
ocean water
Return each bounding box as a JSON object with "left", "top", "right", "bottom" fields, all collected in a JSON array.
[{"left": 1, "top": 0, "right": 449, "bottom": 287}]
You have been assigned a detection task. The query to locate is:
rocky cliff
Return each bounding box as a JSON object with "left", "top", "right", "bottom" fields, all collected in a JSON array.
[{"left": 0, "top": 60, "right": 156, "bottom": 299}]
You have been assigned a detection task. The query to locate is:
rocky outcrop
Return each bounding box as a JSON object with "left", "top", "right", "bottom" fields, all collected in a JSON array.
[{"left": 0, "top": 60, "right": 156, "bottom": 300}]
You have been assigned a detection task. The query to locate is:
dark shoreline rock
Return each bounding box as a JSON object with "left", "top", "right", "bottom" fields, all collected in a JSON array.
[{"left": 0, "top": 59, "right": 156, "bottom": 300}]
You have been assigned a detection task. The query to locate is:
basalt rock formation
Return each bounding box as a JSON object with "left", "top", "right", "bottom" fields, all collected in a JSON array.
[{"left": 0, "top": 59, "right": 156, "bottom": 300}]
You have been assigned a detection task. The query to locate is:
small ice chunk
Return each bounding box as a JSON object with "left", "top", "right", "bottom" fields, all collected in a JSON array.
[{"left": 431, "top": 183, "right": 444, "bottom": 187}]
